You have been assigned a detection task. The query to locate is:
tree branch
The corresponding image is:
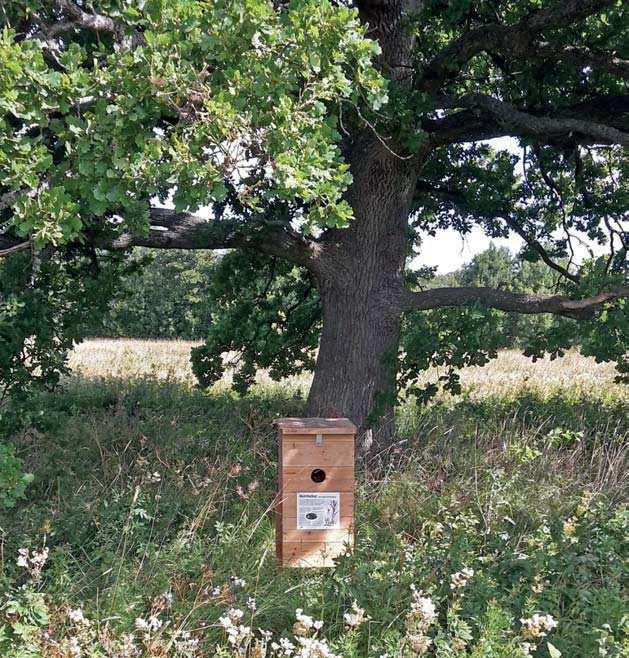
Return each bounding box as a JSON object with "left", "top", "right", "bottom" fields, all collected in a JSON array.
[
  {"left": 0, "top": 241, "right": 31, "bottom": 259},
  {"left": 403, "top": 285, "right": 629, "bottom": 320},
  {"left": 414, "top": 179, "right": 580, "bottom": 283},
  {"left": 436, "top": 94, "right": 629, "bottom": 147},
  {"left": 416, "top": 0, "right": 616, "bottom": 93},
  {"left": 103, "top": 208, "right": 316, "bottom": 269},
  {"left": 531, "top": 42, "right": 629, "bottom": 77},
  {"left": 48, "top": 0, "right": 144, "bottom": 49}
]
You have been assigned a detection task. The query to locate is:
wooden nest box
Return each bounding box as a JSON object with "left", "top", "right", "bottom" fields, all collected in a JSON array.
[{"left": 274, "top": 417, "right": 356, "bottom": 568}]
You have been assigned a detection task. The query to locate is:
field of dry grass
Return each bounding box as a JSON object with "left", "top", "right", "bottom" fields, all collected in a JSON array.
[{"left": 68, "top": 338, "right": 627, "bottom": 401}]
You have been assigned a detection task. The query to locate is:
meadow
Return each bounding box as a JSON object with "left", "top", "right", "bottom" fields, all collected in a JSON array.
[{"left": 1, "top": 340, "right": 627, "bottom": 657}]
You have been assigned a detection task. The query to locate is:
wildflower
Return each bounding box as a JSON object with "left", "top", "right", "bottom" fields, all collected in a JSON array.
[
  {"left": 135, "top": 618, "right": 149, "bottom": 631},
  {"left": 408, "top": 634, "right": 432, "bottom": 654},
  {"left": 293, "top": 608, "right": 323, "bottom": 637},
  {"left": 230, "top": 575, "right": 247, "bottom": 589},
  {"left": 343, "top": 600, "right": 369, "bottom": 629},
  {"left": 147, "top": 471, "right": 161, "bottom": 484},
  {"left": 68, "top": 636, "right": 82, "bottom": 658},
  {"left": 271, "top": 637, "right": 295, "bottom": 656},
  {"left": 219, "top": 608, "right": 245, "bottom": 629},
  {"left": 294, "top": 635, "right": 340, "bottom": 657},
  {"left": 30, "top": 547, "right": 49, "bottom": 569},
  {"left": 405, "top": 587, "right": 438, "bottom": 656},
  {"left": 563, "top": 517, "right": 577, "bottom": 538},
  {"left": 172, "top": 630, "right": 199, "bottom": 656},
  {"left": 147, "top": 614, "right": 162, "bottom": 631},
  {"left": 68, "top": 608, "right": 89, "bottom": 625},
  {"left": 520, "top": 613, "right": 558, "bottom": 641},
  {"left": 16, "top": 548, "right": 29, "bottom": 568},
  {"left": 450, "top": 567, "right": 474, "bottom": 590},
  {"left": 247, "top": 596, "right": 258, "bottom": 611},
  {"left": 16, "top": 546, "right": 49, "bottom": 580},
  {"left": 408, "top": 586, "right": 437, "bottom": 631}
]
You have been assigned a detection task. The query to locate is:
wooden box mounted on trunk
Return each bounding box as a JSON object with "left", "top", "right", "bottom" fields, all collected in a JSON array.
[{"left": 275, "top": 418, "right": 356, "bottom": 568}]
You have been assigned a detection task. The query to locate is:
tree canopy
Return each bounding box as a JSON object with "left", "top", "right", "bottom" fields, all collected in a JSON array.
[{"left": 1, "top": 0, "right": 627, "bottom": 434}]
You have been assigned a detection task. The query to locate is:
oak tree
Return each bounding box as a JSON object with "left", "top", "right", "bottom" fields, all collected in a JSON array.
[{"left": 1, "top": 0, "right": 627, "bottom": 441}]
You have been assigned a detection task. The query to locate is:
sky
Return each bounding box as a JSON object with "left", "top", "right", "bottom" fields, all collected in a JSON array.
[{"left": 412, "top": 228, "right": 524, "bottom": 274}]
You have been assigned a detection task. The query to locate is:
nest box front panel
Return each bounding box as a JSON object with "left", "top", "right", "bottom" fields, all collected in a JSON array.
[{"left": 275, "top": 419, "right": 356, "bottom": 568}]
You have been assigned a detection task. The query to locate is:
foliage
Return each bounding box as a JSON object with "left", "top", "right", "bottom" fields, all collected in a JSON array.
[
  {"left": 0, "top": 441, "right": 32, "bottom": 511},
  {"left": 191, "top": 251, "right": 321, "bottom": 394},
  {"left": 0, "top": 250, "right": 127, "bottom": 439},
  {"left": 0, "top": 343, "right": 627, "bottom": 656},
  {"left": 2, "top": 0, "right": 386, "bottom": 241},
  {"left": 1, "top": 0, "right": 627, "bottom": 426},
  {"left": 94, "top": 249, "right": 218, "bottom": 340}
]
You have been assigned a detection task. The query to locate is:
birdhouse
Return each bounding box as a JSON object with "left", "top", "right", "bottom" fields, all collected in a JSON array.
[{"left": 274, "top": 417, "right": 356, "bottom": 568}]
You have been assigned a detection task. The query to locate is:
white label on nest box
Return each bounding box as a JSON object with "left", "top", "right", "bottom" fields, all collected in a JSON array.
[{"left": 296, "top": 492, "right": 340, "bottom": 530}]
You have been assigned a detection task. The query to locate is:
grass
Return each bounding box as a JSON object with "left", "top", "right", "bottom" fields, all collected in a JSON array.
[{"left": 1, "top": 339, "right": 627, "bottom": 657}]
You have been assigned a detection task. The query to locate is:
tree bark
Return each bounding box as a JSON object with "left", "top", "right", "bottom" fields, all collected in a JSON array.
[
  {"left": 305, "top": 279, "right": 403, "bottom": 445},
  {"left": 306, "top": 131, "right": 416, "bottom": 445}
]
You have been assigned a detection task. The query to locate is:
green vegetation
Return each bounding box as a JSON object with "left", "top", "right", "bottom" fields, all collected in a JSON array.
[
  {"left": 2, "top": 0, "right": 627, "bottom": 434},
  {"left": 1, "top": 346, "right": 626, "bottom": 657}
]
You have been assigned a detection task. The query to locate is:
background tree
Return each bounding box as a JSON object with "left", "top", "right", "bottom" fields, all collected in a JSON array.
[
  {"left": 93, "top": 249, "right": 217, "bottom": 339},
  {"left": 1, "top": 0, "right": 627, "bottom": 443}
]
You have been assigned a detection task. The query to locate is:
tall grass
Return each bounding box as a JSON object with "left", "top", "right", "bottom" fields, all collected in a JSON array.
[{"left": 0, "top": 340, "right": 626, "bottom": 657}]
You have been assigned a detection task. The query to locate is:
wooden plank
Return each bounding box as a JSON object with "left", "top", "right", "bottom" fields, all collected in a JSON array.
[
  {"left": 275, "top": 417, "right": 357, "bottom": 435},
  {"left": 281, "top": 438, "right": 354, "bottom": 467},
  {"left": 281, "top": 466, "right": 354, "bottom": 492},
  {"left": 281, "top": 541, "right": 352, "bottom": 567},
  {"left": 282, "top": 528, "right": 353, "bottom": 542},
  {"left": 281, "top": 492, "right": 354, "bottom": 517}
]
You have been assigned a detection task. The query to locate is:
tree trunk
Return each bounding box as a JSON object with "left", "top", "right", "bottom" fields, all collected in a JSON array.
[
  {"left": 305, "top": 0, "right": 419, "bottom": 446},
  {"left": 306, "top": 135, "right": 417, "bottom": 446},
  {"left": 305, "top": 281, "right": 402, "bottom": 445}
]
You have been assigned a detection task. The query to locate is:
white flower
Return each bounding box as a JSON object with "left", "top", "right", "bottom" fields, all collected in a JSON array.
[
  {"left": 520, "top": 642, "right": 535, "bottom": 656},
  {"left": 272, "top": 637, "right": 295, "bottom": 656},
  {"left": 68, "top": 636, "right": 82, "bottom": 657},
  {"left": 134, "top": 617, "right": 149, "bottom": 631},
  {"left": 230, "top": 576, "right": 246, "bottom": 589},
  {"left": 406, "top": 586, "right": 438, "bottom": 637},
  {"left": 68, "top": 608, "right": 89, "bottom": 625},
  {"left": 247, "top": 596, "right": 257, "bottom": 611},
  {"left": 147, "top": 615, "right": 162, "bottom": 631},
  {"left": 450, "top": 567, "right": 474, "bottom": 590},
  {"left": 343, "top": 600, "right": 369, "bottom": 629},
  {"left": 408, "top": 633, "right": 432, "bottom": 654},
  {"left": 520, "top": 613, "right": 558, "bottom": 641},
  {"left": 294, "top": 635, "right": 340, "bottom": 658},
  {"left": 16, "top": 548, "right": 29, "bottom": 568}
]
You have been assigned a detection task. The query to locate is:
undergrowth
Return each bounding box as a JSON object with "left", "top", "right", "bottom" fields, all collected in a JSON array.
[{"left": 0, "top": 354, "right": 627, "bottom": 657}]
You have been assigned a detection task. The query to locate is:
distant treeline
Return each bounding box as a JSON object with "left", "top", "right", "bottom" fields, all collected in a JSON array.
[{"left": 95, "top": 244, "right": 557, "bottom": 344}]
